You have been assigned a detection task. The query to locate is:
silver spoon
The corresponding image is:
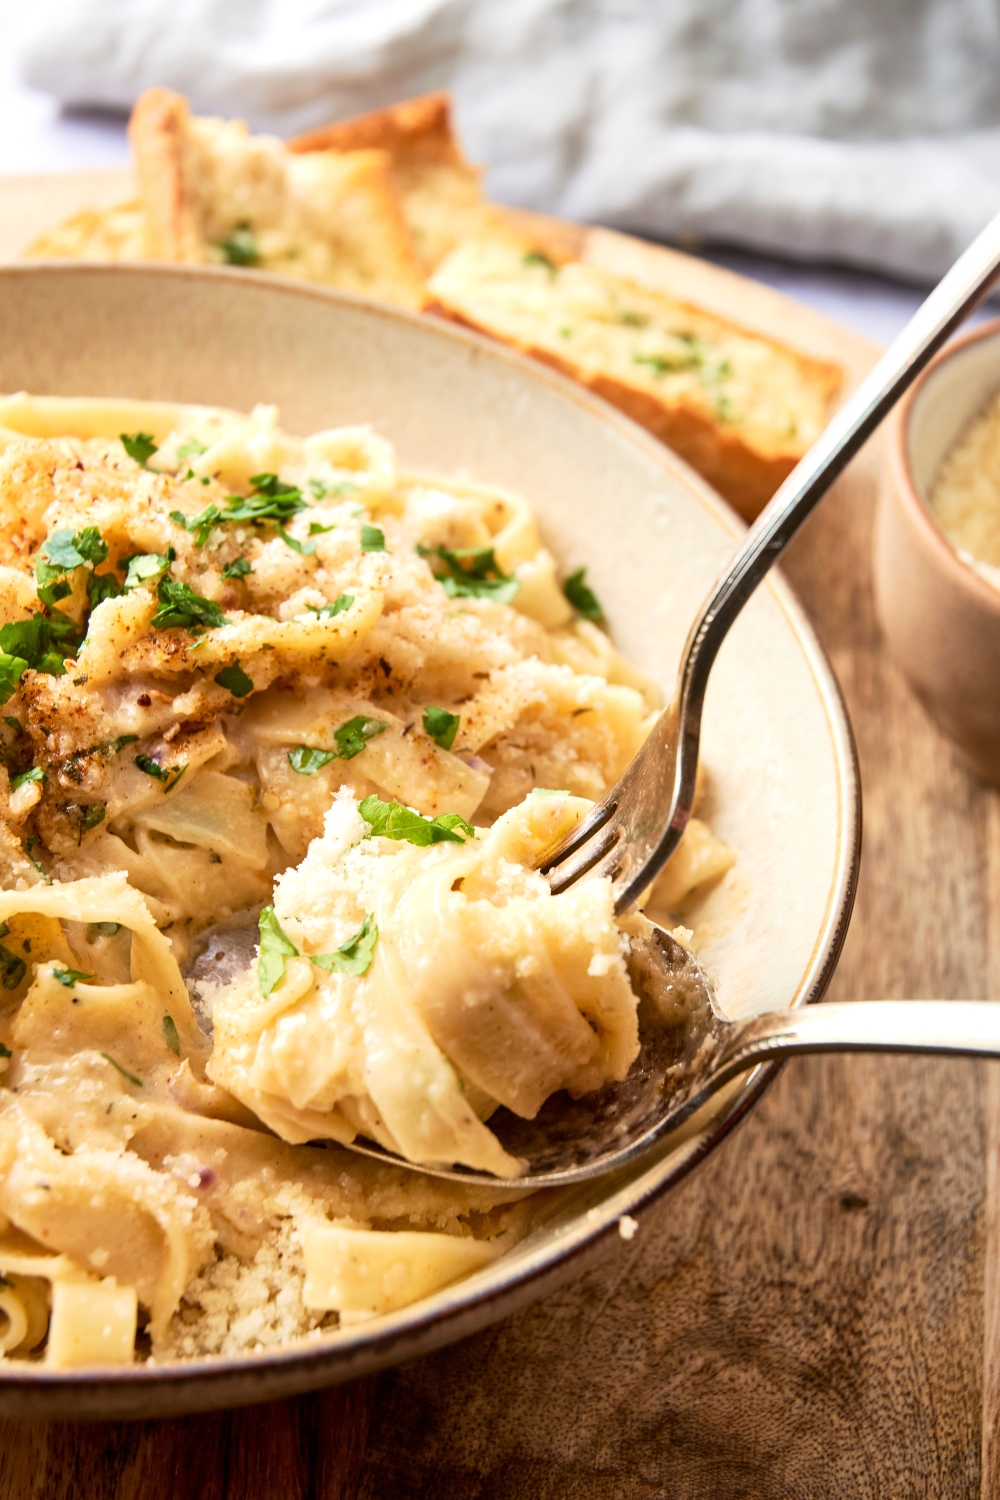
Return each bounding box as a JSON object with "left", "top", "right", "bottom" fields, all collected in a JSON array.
[{"left": 190, "top": 206, "right": 1000, "bottom": 1188}]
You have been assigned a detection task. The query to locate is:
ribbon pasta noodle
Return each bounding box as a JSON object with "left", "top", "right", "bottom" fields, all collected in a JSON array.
[{"left": 0, "top": 393, "right": 734, "bottom": 1365}]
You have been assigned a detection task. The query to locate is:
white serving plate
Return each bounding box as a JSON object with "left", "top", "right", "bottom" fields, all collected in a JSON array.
[{"left": 0, "top": 264, "right": 858, "bottom": 1417}]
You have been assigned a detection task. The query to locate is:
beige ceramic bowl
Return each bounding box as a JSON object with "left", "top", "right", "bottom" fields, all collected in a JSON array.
[
  {"left": 0, "top": 264, "right": 858, "bottom": 1418},
  {"left": 877, "top": 317, "right": 1000, "bottom": 783}
]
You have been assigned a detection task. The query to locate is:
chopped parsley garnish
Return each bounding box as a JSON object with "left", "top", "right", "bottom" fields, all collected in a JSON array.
[
  {"left": 162, "top": 1014, "right": 181, "bottom": 1056},
  {"left": 135, "top": 755, "right": 187, "bottom": 792},
  {"left": 177, "top": 438, "right": 207, "bottom": 460},
  {"left": 256, "top": 906, "right": 300, "bottom": 997},
  {"left": 120, "top": 432, "right": 158, "bottom": 468},
  {"left": 87, "top": 922, "right": 121, "bottom": 939},
  {"left": 219, "top": 225, "right": 259, "bottom": 267},
  {"left": 222, "top": 556, "right": 252, "bottom": 580},
  {"left": 360, "top": 524, "right": 386, "bottom": 553},
  {"left": 417, "top": 543, "right": 520, "bottom": 603},
  {"left": 104, "top": 735, "right": 140, "bottom": 758},
  {"left": 0, "top": 656, "right": 27, "bottom": 706},
  {"left": 308, "top": 478, "right": 357, "bottom": 500},
  {"left": 214, "top": 662, "right": 254, "bottom": 697},
  {"left": 88, "top": 571, "right": 125, "bottom": 608},
  {"left": 310, "top": 913, "right": 379, "bottom": 977},
  {"left": 422, "top": 706, "right": 460, "bottom": 751},
  {"left": 333, "top": 716, "right": 386, "bottom": 760},
  {"left": 359, "top": 794, "right": 476, "bottom": 846},
  {"left": 563, "top": 567, "right": 604, "bottom": 621},
  {"left": 123, "top": 551, "right": 172, "bottom": 591},
  {"left": 52, "top": 966, "right": 94, "bottom": 988},
  {"left": 37, "top": 527, "right": 108, "bottom": 589},
  {"left": 64, "top": 802, "right": 106, "bottom": 840},
  {"left": 0, "top": 942, "right": 25, "bottom": 991},
  {"left": 308, "top": 522, "right": 335, "bottom": 536},
  {"left": 257, "top": 906, "right": 378, "bottom": 996},
  {"left": 23, "top": 835, "right": 51, "bottom": 885},
  {"left": 0, "top": 613, "right": 81, "bottom": 695},
  {"left": 523, "top": 250, "right": 557, "bottom": 273},
  {"left": 307, "top": 593, "right": 353, "bottom": 620},
  {"left": 10, "top": 766, "right": 44, "bottom": 792},
  {"left": 618, "top": 310, "right": 648, "bottom": 328},
  {"left": 275, "top": 524, "right": 316, "bottom": 556},
  {"left": 287, "top": 745, "right": 336, "bottom": 775},
  {"left": 101, "top": 1052, "right": 143, "bottom": 1087},
  {"left": 151, "top": 579, "right": 230, "bottom": 631},
  {"left": 224, "top": 474, "right": 308, "bottom": 524},
  {"left": 171, "top": 504, "right": 223, "bottom": 547}
]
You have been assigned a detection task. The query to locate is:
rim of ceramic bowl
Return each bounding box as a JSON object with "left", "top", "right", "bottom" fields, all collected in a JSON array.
[
  {"left": 0, "top": 263, "right": 861, "bottom": 1417},
  {"left": 890, "top": 314, "right": 1000, "bottom": 615}
]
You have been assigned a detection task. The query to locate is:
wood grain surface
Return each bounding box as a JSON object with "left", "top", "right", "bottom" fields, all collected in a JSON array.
[{"left": 0, "top": 175, "right": 996, "bottom": 1498}]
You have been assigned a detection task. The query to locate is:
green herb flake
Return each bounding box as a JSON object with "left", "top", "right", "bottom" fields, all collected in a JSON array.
[
  {"left": 213, "top": 662, "right": 254, "bottom": 698},
  {"left": 135, "top": 755, "right": 187, "bottom": 792},
  {"left": 563, "top": 567, "right": 604, "bottom": 621},
  {"left": 120, "top": 432, "right": 158, "bottom": 468},
  {"left": 88, "top": 571, "right": 125, "bottom": 608},
  {"left": 10, "top": 765, "right": 45, "bottom": 792},
  {"left": 333, "top": 716, "right": 387, "bottom": 760},
  {"left": 219, "top": 225, "right": 259, "bottom": 266},
  {"left": 307, "top": 593, "right": 353, "bottom": 620},
  {"left": 359, "top": 794, "right": 476, "bottom": 847},
  {"left": 0, "top": 944, "right": 25, "bottom": 991},
  {"left": 416, "top": 543, "right": 520, "bottom": 603},
  {"left": 310, "top": 912, "right": 378, "bottom": 977},
  {"left": 0, "top": 656, "right": 28, "bottom": 706},
  {"left": 523, "top": 250, "right": 557, "bottom": 274},
  {"left": 122, "top": 552, "right": 172, "bottom": 591},
  {"left": 257, "top": 906, "right": 300, "bottom": 997},
  {"left": 171, "top": 504, "right": 223, "bottom": 547},
  {"left": 87, "top": 922, "right": 121, "bottom": 939},
  {"left": 101, "top": 1052, "right": 143, "bottom": 1087},
  {"left": 422, "top": 705, "right": 460, "bottom": 751},
  {"left": 162, "top": 1014, "right": 181, "bottom": 1056},
  {"left": 275, "top": 524, "right": 316, "bottom": 556},
  {"left": 360, "top": 524, "right": 387, "bottom": 554},
  {"left": 222, "top": 556, "right": 253, "bottom": 580},
  {"left": 151, "top": 579, "right": 230, "bottom": 631},
  {"left": 308, "top": 522, "right": 335, "bottom": 536},
  {"left": 177, "top": 438, "right": 207, "bottom": 460},
  {"left": 308, "top": 478, "right": 357, "bottom": 500},
  {"left": 288, "top": 745, "right": 336, "bottom": 775},
  {"left": 52, "top": 966, "right": 94, "bottom": 988},
  {"left": 223, "top": 474, "right": 307, "bottom": 525}
]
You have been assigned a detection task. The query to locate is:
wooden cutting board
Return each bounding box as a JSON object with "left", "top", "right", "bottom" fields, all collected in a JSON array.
[{"left": 0, "top": 171, "right": 996, "bottom": 1500}]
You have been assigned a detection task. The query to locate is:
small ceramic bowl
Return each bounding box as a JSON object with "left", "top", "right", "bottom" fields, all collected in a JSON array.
[{"left": 876, "top": 317, "right": 1000, "bottom": 784}]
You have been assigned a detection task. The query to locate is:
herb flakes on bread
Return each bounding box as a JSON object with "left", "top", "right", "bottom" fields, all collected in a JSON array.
[
  {"left": 428, "top": 235, "right": 841, "bottom": 519},
  {"left": 128, "top": 87, "right": 427, "bottom": 309}
]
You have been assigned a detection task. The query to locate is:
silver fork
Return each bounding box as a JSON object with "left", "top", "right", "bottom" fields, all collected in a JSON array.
[{"left": 542, "top": 206, "right": 1000, "bottom": 910}]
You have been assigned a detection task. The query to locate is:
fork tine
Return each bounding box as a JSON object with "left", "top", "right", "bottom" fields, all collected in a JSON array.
[
  {"left": 539, "top": 797, "right": 616, "bottom": 874},
  {"left": 545, "top": 822, "right": 621, "bottom": 895}
]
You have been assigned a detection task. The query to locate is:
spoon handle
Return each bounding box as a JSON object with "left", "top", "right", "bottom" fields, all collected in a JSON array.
[{"left": 712, "top": 1000, "right": 1000, "bottom": 1094}]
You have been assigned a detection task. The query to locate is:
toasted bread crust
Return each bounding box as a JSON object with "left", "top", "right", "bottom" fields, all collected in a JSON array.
[
  {"left": 289, "top": 92, "right": 495, "bottom": 273},
  {"left": 128, "top": 87, "right": 203, "bottom": 262},
  {"left": 125, "top": 87, "right": 427, "bottom": 306},
  {"left": 289, "top": 92, "right": 462, "bottom": 165}
]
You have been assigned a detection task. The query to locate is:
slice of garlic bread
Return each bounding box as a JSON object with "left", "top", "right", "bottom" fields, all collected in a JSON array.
[
  {"left": 289, "top": 92, "right": 497, "bottom": 273},
  {"left": 23, "top": 201, "right": 147, "bottom": 263},
  {"left": 128, "top": 87, "right": 427, "bottom": 309},
  {"left": 429, "top": 236, "right": 842, "bottom": 518}
]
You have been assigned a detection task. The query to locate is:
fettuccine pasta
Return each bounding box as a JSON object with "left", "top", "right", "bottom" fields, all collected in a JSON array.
[{"left": 0, "top": 394, "right": 733, "bottom": 1365}]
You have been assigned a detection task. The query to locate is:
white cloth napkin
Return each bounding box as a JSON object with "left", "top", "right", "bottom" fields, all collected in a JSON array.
[{"left": 16, "top": 0, "right": 1000, "bottom": 281}]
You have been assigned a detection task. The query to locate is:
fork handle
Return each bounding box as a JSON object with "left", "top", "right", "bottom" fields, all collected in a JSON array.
[{"left": 712, "top": 1000, "right": 1000, "bottom": 1094}]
